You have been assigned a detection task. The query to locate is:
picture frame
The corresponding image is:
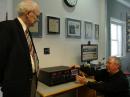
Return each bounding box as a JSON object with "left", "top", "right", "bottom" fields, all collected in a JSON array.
[
  {"left": 66, "top": 18, "right": 81, "bottom": 38},
  {"left": 84, "top": 21, "right": 93, "bottom": 39},
  {"left": 95, "top": 24, "right": 99, "bottom": 40},
  {"left": 29, "top": 13, "right": 42, "bottom": 38},
  {"left": 81, "top": 44, "right": 98, "bottom": 62},
  {"left": 47, "top": 16, "right": 60, "bottom": 34}
]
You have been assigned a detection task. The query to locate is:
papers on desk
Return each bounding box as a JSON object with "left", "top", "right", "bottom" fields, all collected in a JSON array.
[
  {"left": 75, "top": 77, "right": 95, "bottom": 84},
  {"left": 86, "top": 78, "right": 95, "bottom": 82}
]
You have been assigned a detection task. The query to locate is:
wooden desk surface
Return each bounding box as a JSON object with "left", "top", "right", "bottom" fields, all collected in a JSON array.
[
  {"left": 37, "top": 81, "right": 83, "bottom": 97},
  {"left": 37, "top": 78, "right": 95, "bottom": 97}
]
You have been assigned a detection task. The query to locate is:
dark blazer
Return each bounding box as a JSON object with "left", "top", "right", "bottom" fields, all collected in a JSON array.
[
  {"left": 0, "top": 18, "right": 36, "bottom": 97},
  {"left": 80, "top": 65, "right": 130, "bottom": 97},
  {"left": 88, "top": 70, "right": 130, "bottom": 97}
]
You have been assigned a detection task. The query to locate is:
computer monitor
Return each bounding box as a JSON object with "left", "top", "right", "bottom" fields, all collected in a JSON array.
[{"left": 81, "top": 44, "right": 98, "bottom": 63}]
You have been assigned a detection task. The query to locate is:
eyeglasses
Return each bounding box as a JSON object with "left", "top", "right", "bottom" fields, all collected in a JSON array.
[{"left": 32, "top": 12, "right": 40, "bottom": 21}]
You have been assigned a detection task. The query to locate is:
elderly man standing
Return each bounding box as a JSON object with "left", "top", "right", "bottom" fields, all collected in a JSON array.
[
  {"left": 0, "top": 0, "right": 40, "bottom": 97},
  {"left": 76, "top": 56, "right": 130, "bottom": 97}
]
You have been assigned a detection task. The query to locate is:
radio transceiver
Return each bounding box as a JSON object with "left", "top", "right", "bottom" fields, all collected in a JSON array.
[{"left": 38, "top": 66, "right": 79, "bottom": 86}]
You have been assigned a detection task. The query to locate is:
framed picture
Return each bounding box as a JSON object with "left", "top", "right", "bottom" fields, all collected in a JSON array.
[
  {"left": 66, "top": 18, "right": 81, "bottom": 38},
  {"left": 29, "top": 13, "right": 42, "bottom": 38},
  {"left": 84, "top": 21, "right": 93, "bottom": 39},
  {"left": 95, "top": 24, "right": 99, "bottom": 40},
  {"left": 47, "top": 16, "right": 60, "bottom": 34}
]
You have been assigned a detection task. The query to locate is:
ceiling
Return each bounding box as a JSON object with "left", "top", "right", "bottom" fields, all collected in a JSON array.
[
  {"left": 117, "top": 0, "right": 130, "bottom": 8},
  {"left": 124, "top": 0, "right": 130, "bottom": 3}
]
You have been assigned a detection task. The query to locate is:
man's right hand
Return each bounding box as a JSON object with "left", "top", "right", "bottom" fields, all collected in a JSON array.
[
  {"left": 70, "top": 64, "right": 80, "bottom": 69},
  {"left": 76, "top": 74, "right": 88, "bottom": 84}
]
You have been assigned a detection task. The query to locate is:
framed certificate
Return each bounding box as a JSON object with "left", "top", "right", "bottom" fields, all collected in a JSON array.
[
  {"left": 47, "top": 16, "right": 60, "bottom": 34},
  {"left": 29, "top": 13, "right": 42, "bottom": 38}
]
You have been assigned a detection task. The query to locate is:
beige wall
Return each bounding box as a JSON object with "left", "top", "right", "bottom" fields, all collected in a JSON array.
[{"left": 33, "top": 0, "right": 106, "bottom": 68}]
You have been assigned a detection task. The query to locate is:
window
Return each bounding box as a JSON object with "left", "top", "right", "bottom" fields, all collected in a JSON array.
[{"left": 110, "top": 18, "right": 126, "bottom": 57}]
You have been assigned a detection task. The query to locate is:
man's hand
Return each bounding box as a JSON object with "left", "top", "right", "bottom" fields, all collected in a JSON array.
[
  {"left": 76, "top": 74, "right": 88, "bottom": 84},
  {"left": 69, "top": 64, "right": 80, "bottom": 69}
]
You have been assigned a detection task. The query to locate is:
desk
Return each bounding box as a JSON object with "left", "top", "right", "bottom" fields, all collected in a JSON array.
[{"left": 37, "top": 78, "right": 95, "bottom": 97}]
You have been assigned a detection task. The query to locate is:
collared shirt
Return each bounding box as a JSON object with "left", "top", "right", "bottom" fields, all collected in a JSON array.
[
  {"left": 17, "top": 17, "right": 27, "bottom": 33},
  {"left": 17, "top": 17, "right": 35, "bottom": 73}
]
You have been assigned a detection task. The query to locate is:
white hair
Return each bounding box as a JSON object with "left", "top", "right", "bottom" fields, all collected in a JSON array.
[
  {"left": 16, "top": 0, "right": 40, "bottom": 16},
  {"left": 108, "top": 56, "right": 121, "bottom": 65},
  {"left": 108, "top": 56, "right": 121, "bottom": 69}
]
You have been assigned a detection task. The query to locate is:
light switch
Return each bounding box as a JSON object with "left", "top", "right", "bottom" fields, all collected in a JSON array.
[{"left": 44, "top": 48, "right": 50, "bottom": 54}]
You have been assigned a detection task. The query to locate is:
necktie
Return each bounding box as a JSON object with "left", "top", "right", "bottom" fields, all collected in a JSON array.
[{"left": 25, "top": 29, "right": 39, "bottom": 74}]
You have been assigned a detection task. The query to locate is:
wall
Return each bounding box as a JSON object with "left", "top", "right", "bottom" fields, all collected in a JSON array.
[{"left": 33, "top": 0, "right": 106, "bottom": 68}]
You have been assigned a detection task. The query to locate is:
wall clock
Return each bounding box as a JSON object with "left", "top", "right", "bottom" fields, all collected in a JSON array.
[{"left": 64, "top": 0, "right": 78, "bottom": 7}]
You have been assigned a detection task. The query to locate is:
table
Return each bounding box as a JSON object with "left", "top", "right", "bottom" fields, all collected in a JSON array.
[{"left": 37, "top": 78, "right": 95, "bottom": 97}]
